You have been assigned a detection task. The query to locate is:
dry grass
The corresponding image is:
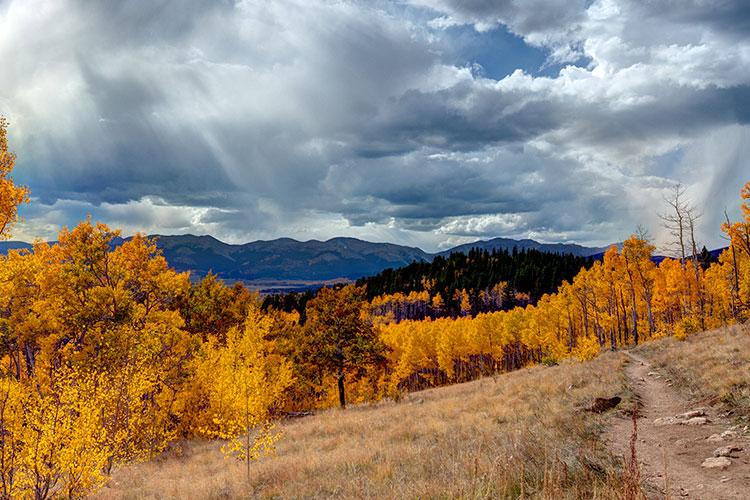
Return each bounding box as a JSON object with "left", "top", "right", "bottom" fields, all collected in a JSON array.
[
  {"left": 96, "top": 352, "right": 634, "bottom": 499},
  {"left": 634, "top": 324, "right": 750, "bottom": 419}
]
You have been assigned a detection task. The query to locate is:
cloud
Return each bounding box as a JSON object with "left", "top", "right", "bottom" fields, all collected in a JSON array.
[{"left": 2, "top": 0, "right": 749, "bottom": 252}]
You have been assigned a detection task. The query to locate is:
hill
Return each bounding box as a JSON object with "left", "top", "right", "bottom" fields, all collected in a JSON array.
[
  {"left": 438, "top": 237, "right": 611, "bottom": 258},
  {"left": 148, "top": 235, "right": 432, "bottom": 281},
  {"left": 97, "top": 350, "right": 632, "bottom": 498},
  {"left": 0, "top": 235, "right": 605, "bottom": 284},
  {"left": 94, "top": 326, "right": 750, "bottom": 498},
  {"left": 357, "top": 247, "right": 595, "bottom": 318}
]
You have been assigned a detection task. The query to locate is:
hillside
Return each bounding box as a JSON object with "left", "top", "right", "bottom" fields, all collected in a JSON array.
[
  {"left": 439, "top": 237, "right": 611, "bottom": 258},
  {"left": 357, "top": 247, "right": 594, "bottom": 316},
  {"left": 97, "top": 351, "right": 632, "bottom": 498},
  {"left": 150, "top": 235, "right": 432, "bottom": 281},
  {"left": 94, "top": 326, "right": 750, "bottom": 498}
]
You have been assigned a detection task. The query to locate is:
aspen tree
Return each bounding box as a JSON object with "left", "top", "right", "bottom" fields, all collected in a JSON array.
[{"left": 0, "top": 118, "right": 28, "bottom": 240}]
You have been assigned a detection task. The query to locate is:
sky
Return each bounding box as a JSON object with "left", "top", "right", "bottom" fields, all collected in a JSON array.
[{"left": 1, "top": 0, "right": 749, "bottom": 253}]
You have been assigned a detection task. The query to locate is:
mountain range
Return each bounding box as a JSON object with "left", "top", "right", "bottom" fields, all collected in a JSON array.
[{"left": 0, "top": 235, "right": 611, "bottom": 287}]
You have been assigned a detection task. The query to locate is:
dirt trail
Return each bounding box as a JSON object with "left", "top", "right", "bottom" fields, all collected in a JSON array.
[{"left": 607, "top": 352, "right": 750, "bottom": 499}]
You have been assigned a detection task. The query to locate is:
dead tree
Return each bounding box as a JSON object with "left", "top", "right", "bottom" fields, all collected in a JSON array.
[{"left": 659, "top": 184, "right": 689, "bottom": 265}]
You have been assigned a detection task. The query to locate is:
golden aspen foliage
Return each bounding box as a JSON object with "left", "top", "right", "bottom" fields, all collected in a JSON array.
[
  {"left": 0, "top": 375, "right": 26, "bottom": 498},
  {"left": 378, "top": 184, "right": 750, "bottom": 391},
  {"left": 0, "top": 369, "right": 109, "bottom": 499},
  {"left": 571, "top": 334, "right": 600, "bottom": 361},
  {"left": 185, "top": 305, "right": 293, "bottom": 480},
  {"left": 186, "top": 305, "right": 293, "bottom": 439},
  {"left": 431, "top": 292, "right": 445, "bottom": 312},
  {"left": 0, "top": 118, "right": 29, "bottom": 240}
]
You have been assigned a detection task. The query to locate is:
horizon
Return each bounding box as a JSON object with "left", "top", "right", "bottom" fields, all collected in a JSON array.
[
  {"left": 7, "top": 231, "right": 730, "bottom": 258},
  {"left": 0, "top": 229, "right": 621, "bottom": 254},
  {"left": 2, "top": 1, "right": 749, "bottom": 253}
]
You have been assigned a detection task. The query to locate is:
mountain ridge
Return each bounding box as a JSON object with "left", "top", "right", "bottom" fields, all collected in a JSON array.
[{"left": 0, "top": 234, "right": 613, "bottom": 283}]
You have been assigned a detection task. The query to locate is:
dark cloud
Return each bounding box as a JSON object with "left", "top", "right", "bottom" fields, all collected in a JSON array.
[
  {"left": 355, "top": 82, "right": 561, "bottom": 155},
  {"left": 1, "top": 0, "right": 749, "bottom": 251}
]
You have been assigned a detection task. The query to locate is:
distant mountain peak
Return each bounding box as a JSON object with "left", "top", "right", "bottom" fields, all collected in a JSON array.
[
  {"left": 1, "top": 234, "right": 611, "bottom": 284},
  {"left": 438, "top": 237, "right": 609, "bottom": 258}
]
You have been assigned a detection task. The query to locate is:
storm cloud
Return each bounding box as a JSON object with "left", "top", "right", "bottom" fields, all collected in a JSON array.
[{"left": 1, "top": 0, "right": 749, "bottom": 251}]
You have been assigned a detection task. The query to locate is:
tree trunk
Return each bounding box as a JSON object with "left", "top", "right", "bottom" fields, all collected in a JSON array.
[
  {"left": 630, "top": 285, "right": 639, "bottom": 346},
  {"left": 337, "top": 367, "right": 346, "bottom": 408},
  {"left": 22, "top": 342, "right": 35, "bottom": 379},
  {"left": 245, "top": 390, "right": 251, "bottom": 483},
  {"left": 725, "top": 210, "right": 742, "bottom": 315},
  {"left": 688, "top": 216, "right": 706, "bottom": 330}
]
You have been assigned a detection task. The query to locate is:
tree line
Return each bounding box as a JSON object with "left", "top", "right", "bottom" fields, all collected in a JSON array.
[{"left": 358, "top": 248, "right": 595, "bottom": 317}]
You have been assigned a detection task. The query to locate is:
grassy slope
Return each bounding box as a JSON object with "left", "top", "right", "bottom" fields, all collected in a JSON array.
[
  {"left": 96, "top": 325, "right": 749, "bottom": 499},
  {"left": 98, "top": 352, "right": 633, "bottom": 499}
]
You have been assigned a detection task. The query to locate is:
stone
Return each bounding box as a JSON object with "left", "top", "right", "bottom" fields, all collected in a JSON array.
[
  {"left": 714, "top": 445, "right": 743, "bottom": 457},
  {"left": 706, "top": 434, "right": 724, "bottom": 443},
  {"left": 654, "top": 416, "right": 679, "bottom": 426},
  {"left": 586, "top": 396, "right": 621, "bottom": 413},
  {"left": 720, "top": 430, "right": 738, "bottom": 439},
  {"left": 677, "top": 409, "right": 706, "bottom": 419},
  {"left": 683, "top": 417, "right": 709, "bottom": 425},
  {"left": 701, "top": 457, "right": 731, "bottom": 469}
]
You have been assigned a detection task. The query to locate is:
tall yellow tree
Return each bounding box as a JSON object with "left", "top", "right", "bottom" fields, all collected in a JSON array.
[
  {"left": 722, "top": 181, "right": 750, "bottom": 312},
  {"left": 186, "top": 305, "right": 294, "bottom": 481},
  {"left": 0, "top": 118, "right": 29, "bottom": 240}
]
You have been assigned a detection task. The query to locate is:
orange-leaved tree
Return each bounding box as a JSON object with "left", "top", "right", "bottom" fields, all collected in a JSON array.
[
  {"left": 303, "top": 285, "right": 385, "bottom": 408},
  {"left": 0, "top": 118, "right": 29, "bottom": 240}
]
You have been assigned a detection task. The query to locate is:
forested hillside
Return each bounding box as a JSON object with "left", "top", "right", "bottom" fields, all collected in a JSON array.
[
  {"left": 357, "top": 248, "right": 594, "bottom": 319},
  {"left": 263, "top": 248, "right": 593, "bottom": 321}
]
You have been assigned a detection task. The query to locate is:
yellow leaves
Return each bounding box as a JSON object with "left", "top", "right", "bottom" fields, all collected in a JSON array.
[
  {"left": 673, "top": 317, "right": 700, "bottom": 341},
  {"left": 0, "top": 117, "right": 29, "bottom": 240},
  {"left": 431, "top": 292, "right": 444, "bottom": 310},
  {"left": 221, "top": 422, "right": 282, "bottom": 464},
  {"left": 0, "top": 370, "right": 110, "bottom": 498},
  {"left": 183, "top": 304, "right": 294, "bottom": 468},
  {"left": 378, "top": 215, "right": 750, "bottom": 386},
  {"left": 571, "top": 335, "right": 600, "bottom": 361},
  {"left": 452, "top": 288, "right": 471, "bottom": 316}
]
